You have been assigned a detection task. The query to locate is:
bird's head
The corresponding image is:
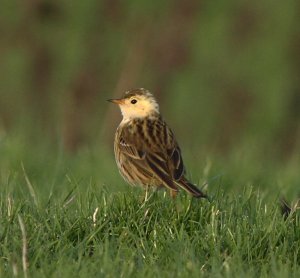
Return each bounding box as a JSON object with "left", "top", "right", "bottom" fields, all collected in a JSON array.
[{"left": 108, "top": 88, "right": 159, "bottom": 120}]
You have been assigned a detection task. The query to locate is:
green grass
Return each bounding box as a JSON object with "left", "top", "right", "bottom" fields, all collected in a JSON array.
[{"left": 0, "top": 137, "right": 299, "bottom": 277}]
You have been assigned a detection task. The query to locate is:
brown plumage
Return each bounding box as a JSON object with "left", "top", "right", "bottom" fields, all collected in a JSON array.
[{"left": 108, "top": 88, "right": 207, "bottom": 198}]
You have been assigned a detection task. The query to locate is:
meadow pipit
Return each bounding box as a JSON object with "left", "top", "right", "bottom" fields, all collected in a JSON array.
[{"left": 108, "top": 88, "right": 207, "bottom": 199}]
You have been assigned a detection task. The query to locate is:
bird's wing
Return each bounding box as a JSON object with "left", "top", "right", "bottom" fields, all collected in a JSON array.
[
  {"left": 145, "top": 151, "right": 178, "bottom": 191},
  {"left": 117, "top": 118, "right": 179, "bottom": 191},
  {"left": 118, "top": 136, "right": 145, "bottom": 160},
  {"left": 142, "top": 117, "right": 185, "bottom": 181},
  {"left": 142, "top": 118, "right": 185, "bottom": 188},
  {"left": 167, "top": 145, "right": 185, "bottom": 181}
]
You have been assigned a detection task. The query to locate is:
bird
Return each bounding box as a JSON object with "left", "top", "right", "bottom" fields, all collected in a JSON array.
[{"left": 108, "top": 88, "right": 207, "bottom": 199}]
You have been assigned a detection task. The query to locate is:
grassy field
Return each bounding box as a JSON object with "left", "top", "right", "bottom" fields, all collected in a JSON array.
[{"left": 0, "top": 135, "right": 299, "bottom": 278}]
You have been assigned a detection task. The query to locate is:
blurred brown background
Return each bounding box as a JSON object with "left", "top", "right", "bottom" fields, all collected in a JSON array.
[{"left": 1, "top": 0, "right": 300, "bottom": 162}]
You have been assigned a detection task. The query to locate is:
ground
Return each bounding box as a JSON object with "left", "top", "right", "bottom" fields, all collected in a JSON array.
[{"left": 0, "top": 138, "right": 299, "bottom": 277}]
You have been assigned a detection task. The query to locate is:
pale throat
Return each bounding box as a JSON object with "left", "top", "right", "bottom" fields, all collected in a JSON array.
[{"left": 119, "top": 101, "right": 159, "bottom": 121}]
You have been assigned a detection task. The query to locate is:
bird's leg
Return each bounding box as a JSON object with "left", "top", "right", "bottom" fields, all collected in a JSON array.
[{"left": 170, "top": 190, "right": 177, "bottom": 199}]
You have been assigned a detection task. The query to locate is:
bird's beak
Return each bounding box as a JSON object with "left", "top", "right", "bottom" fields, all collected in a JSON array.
[{"left": 107, "top": 98, "right": 125, "bottom": 105}]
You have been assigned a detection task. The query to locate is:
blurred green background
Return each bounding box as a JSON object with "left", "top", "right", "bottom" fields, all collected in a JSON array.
[{"left": 1, "top": 1, "right": 300, "bottom": 196}]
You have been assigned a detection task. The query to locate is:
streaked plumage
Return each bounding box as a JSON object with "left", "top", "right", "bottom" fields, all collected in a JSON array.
[{"left": 108, "top": 88, "right": 207, "bottom": 198}]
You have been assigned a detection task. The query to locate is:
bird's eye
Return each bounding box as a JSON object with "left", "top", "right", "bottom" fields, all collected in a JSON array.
[{"left": 131, "top": 99, "right": 137, "bottom": 104}]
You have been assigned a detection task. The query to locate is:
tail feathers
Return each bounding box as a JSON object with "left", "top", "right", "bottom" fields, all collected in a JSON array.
[{"left": 177, "top": 178, "right": 207, "bottom": 199}]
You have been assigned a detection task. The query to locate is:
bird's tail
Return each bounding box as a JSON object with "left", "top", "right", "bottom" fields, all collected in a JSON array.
[{"left": 177, "top": 178, "right": 207, "bottom": 198}]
